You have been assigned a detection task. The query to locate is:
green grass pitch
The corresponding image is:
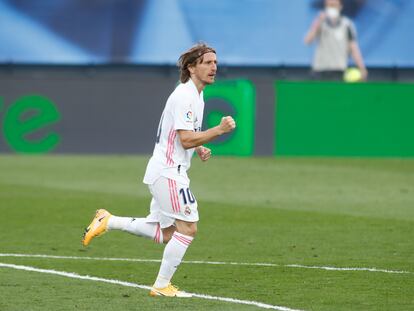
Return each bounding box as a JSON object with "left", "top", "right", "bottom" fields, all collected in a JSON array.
[{"left": 0, "top": 155, "right": 413, "bottom": 310}]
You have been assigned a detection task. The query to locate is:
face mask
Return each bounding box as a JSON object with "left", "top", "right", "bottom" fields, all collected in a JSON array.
[{"left": 326, "top": 7, "right": 340, "bottom": 20}]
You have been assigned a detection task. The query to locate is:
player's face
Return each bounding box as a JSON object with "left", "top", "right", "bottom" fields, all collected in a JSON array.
[
  {"left": 325, "top": 0, "right": 342, "bottom": 10},
  {"left": 192, "top": 52, "right": 217, "bottom": 86}
]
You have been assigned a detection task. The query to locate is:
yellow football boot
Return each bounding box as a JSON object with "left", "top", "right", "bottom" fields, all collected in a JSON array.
[
  {"left": 150, "top": 283, "right": 192, "bottom": 298},
  {"left": 82, "top": 209, "right": 111, "bottom": 246}
]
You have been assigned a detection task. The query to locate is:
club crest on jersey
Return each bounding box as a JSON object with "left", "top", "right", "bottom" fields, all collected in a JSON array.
[
  {"left": 185, "top": 111, "right": 193, "bottom": 122},
  {"left": 184, "top": 206, "right": 191, "bottom": 216}
]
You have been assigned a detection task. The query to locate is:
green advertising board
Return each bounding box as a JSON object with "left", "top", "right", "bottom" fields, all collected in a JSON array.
[
  {"left": 275, "top": 81, "right": 414, "bottom": 157},
  {"left": 2, "top": 95, "right": 61, "bottom": 153},
  {"left": 204, "top": 79, "right": 256, "bottom": 156}
]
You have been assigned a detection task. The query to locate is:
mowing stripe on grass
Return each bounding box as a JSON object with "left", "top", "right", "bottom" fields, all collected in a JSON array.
[
  {"left": 0, "top": 253, "right": 411, "bottom": 275},
  {"left": 0, "top": 262, "right": 303, "bottom": 311}
]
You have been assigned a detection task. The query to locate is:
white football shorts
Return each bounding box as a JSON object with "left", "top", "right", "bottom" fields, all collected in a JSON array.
[{"left": 145, "top": 176, "right": 199, "bottom": 228}]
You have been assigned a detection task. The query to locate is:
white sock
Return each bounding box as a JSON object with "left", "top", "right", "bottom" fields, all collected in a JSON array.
[
  {"left": 107, "top": 216, "right": 163, "bottom": 244},
  {"left": 153, "top": 232, "right": 193, "bottom": 288}
]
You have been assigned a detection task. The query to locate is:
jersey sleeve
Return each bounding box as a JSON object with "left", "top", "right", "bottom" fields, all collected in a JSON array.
[
  {"left": 172, "top": 96, "right": 194, "bottom": 131},
  {"left": 347, "top": 20, "right": 357, "bottom": 41}
]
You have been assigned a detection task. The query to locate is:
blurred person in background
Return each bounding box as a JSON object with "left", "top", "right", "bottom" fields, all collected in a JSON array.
[{"left": 305, "top": 0, "right": 368, "bottom": 81}]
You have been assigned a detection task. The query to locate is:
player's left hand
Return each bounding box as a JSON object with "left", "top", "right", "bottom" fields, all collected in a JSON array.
[{"left": 196, "top": 146, "right": 211, "bottom": 162}]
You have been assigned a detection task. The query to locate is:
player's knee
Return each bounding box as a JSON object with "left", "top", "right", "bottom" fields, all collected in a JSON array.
[
  {"left": 186, "top": 225, "right": 197, "bottom": 237},
  {"left": 176, "top": 221, "right": 197, "bottom": 237},
  {"left": 180, "top": 225, "right": 197, "bottom": 237}
]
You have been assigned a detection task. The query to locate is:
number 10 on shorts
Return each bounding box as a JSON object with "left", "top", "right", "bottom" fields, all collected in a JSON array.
[{"left": 179, "top": 187, "right": 196, "bottom": 205}]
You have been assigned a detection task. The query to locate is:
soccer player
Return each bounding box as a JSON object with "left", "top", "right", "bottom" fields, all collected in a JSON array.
[{"left": 81, "top": 43, "right": 236, "bottom": 297}]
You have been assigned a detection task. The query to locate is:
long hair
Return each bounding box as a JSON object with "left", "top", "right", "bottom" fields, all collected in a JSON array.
[{"left": 177, "top": 43, "right": 216, "bottom": 83}]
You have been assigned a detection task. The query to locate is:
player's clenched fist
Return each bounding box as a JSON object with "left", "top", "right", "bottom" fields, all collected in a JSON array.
[
  {"left": 219, "top": 116, "right": 236, "bottom": 134},
  {"left": 196, "top": 146, "right": 211, "bottom": 162}
]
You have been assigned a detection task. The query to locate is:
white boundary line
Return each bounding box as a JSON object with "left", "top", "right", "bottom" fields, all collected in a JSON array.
[
  {"left": 284, "top": 264, "right": 411, "bottom": 274},
  {"left": 0, "top": 262, "right": 303, "bottom": 311},
  {"left": 0, "top": 253, "right": 411, "bottom": 275}
]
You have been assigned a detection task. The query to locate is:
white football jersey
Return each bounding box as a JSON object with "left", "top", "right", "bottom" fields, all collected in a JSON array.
[{"left": 143, "top": 79, "right": 204, "bottom": 185}]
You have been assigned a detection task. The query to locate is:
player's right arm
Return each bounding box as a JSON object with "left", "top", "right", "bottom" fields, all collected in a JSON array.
[{"left": 178, "top": 116, "right": 236, "bottom": 150}]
